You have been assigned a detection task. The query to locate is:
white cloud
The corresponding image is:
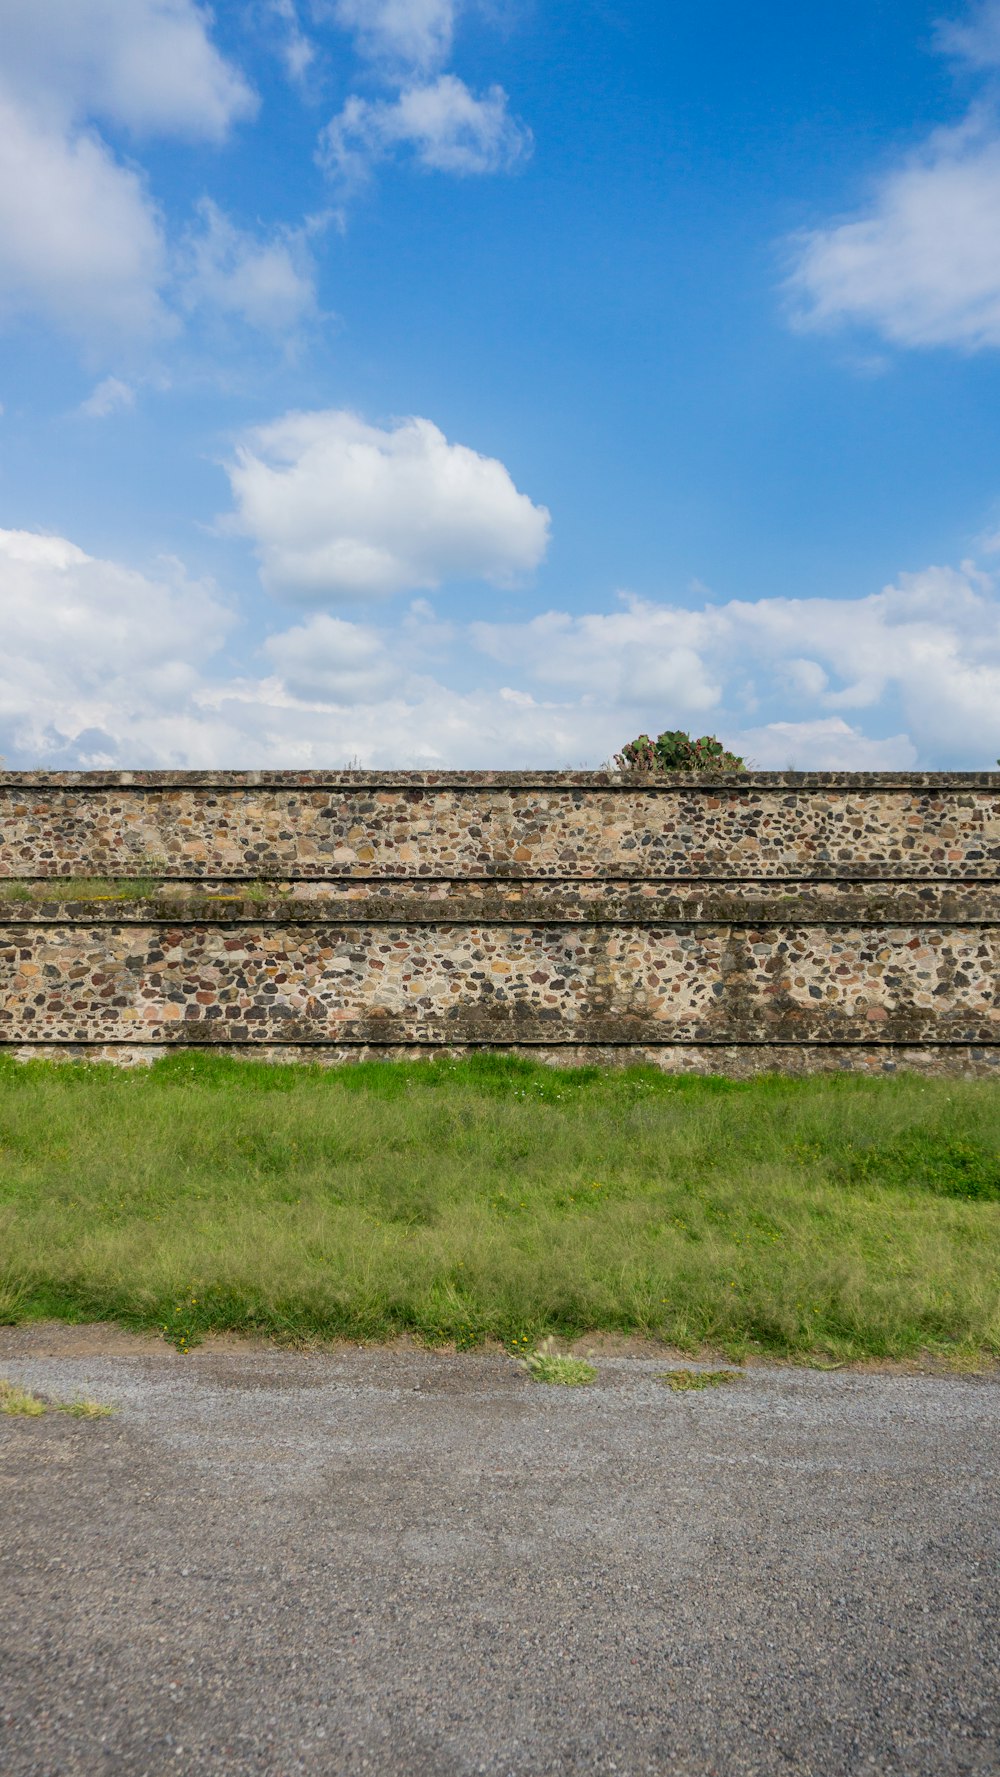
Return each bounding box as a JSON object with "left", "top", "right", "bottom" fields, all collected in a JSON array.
[
  {"left": 0, "top": 96, "right": 170, "bottom": 344},
  {"left": 786, "top": 6, "right": 1000, "bottom": 352},
  {"left": 263, "top": 613, "right": 400, "bottom": 700},
  {"left": 788, "top": 112, "right": 1000, "bottom": 350},
  {"left": 4, "top": 525, "right": 998, "bottom": 770},
  {"left": 223, "top": 408, "right": 551, "bottom": 600},
  {"left": 0, "top": 525, "right": 596, "bottom": 766},
  {"left": 79, "top": 376, "right": 136, "bottom": 418},
  {"left": 732, "top": 718, "right": 916, "bottom": 771},
  {"left": 781, "top": 657, "right": 829, "bottom": 699},
  {"left": 936, "top": 0, "right": 1000, "bottom": 69},
  {"left": 316, "top": 2, "right": 529, "bottom": 191},
  {"left": 473, "top": 564, "right": 1000, "bottom": 765},
  {"left": 265, "top": 0, "right": 317, "bottom": 84},
  {"left": 0, "top": 527, "right": 233, "bottom": 765},
  {"left": 177, "top": 199, "right": 318, "bottom": 334},
  {"left": 473, "top": 605, "right": 723, "bottom": 710},
  {"left": 0, "top": 0, "right": 255, "bottom": 141},
  {"left": 320, "top": 73, "right": 530, "bottom": 180},
  {"left": 0, "top": 2, "right": 260, "bottom": 351},
  {"left": 160, "top": 679, "right": 623, "bottom": 771},
  {"left": 326, "top": 0, "right": 460, "bottom": 73}
]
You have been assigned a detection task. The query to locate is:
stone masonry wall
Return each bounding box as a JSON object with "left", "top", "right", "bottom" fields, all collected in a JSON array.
[{"left": 0, "top": 771, "right": 997, "bottom": 1073}]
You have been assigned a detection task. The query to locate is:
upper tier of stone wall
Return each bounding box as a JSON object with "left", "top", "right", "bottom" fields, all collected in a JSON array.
[{"left": 1, "top": 772, "right": 998, "bottom": 880}]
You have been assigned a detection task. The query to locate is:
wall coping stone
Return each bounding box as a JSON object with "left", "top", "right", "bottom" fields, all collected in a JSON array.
[{"left": 1, "top": 771, "right": 999, "bottom": 791}]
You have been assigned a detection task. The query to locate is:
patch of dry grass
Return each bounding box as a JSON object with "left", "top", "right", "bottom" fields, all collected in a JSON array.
[
  {"left": 657, "top": 1368, "right": 738, "bottom": 1391},
  {"left": 0, "top": 1378, "right": 113, "bottom": 1417},
  {"left": 0, "top": 1379, "right": 46, "bottom": 1415}
]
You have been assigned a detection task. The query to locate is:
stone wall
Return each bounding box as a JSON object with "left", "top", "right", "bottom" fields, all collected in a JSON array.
[{"left": 0, "top": 771, "right": 997, "bottom": 1073}]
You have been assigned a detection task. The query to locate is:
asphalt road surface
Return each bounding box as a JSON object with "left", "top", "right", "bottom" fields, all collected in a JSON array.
[{"left": 1, "top": 1327, "right": 997, "bottom": 1777}]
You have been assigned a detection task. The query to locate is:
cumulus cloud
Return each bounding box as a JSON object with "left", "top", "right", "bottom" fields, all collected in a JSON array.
[
  {"left": 788, "top": 113, "right": 1000, "bottom": 350},
  {"left": 732, "top": 719, "right": 915, "bottom": 770},
  {"left": 0, "top": 1, "right": 264, "bottom": 351},
  {"left": 320, "top": 74, "right": 530, "bottom": 180},
  {"left": 0, "top": 523, "right": 590, "bottom": 767},
  {"left": 177, "top": 199, "right": 318, "bottom": 334},
  {"left": 163, "top": 679, "right": 624, "bottom": 772},
  {"left": 0, "top": 96, "right": 171, "bottom": 344},
  {"left": 263, "top": 613, "right": 400, "bottom": 700},
  {"left": 0, "top": 527, "right": 233, "bottom": 765},
  {"left": 786, "top": 6, "right": 1000, "bottom": 351},
  {"left": 0, "top": 0, "right": 255, "bottom": 141},
  {"left": 327, "top": 0, "right": 460, "bottom": 72},
  {"left": 79, "top": 376, "right": 136, "bottom": 418},
  {"left": 473, "top": 605, "right": 723, "bottom": 710},
  {"left": 4, "top": 524, "right": 998, "bottom": 770},
  {"left": 317, "top": 0, "right": 529, "bottom": 190},
  {"left": 473, "top": 565, "right": 1000, "bottom": 765},
  {"left": 223, "top": 408, "right": 551, "bottom": 600},
  {"left": 0, "top": 0, "right": 318, "bottom": 358},
  {"left": 263, "top": 0, "right": 317, "bottom": 84},
  {"left": 936, "top": 0, "right": 1000, "bottom": 68}
]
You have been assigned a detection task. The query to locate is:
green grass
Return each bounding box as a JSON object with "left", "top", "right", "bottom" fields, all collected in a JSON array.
[
  {"left": 0, "top": 877, "right": 159, "bottom": 902},
  {"left": 0, "top": 877, "right": 299, "bottom": 904},
  {"left": 521, "top": 1338, "right": 598, "bottom": 1386},
  {"left": 658, "top": 1368, "right": 739, "bottom": 1391},
  {"left": 0, "top": 1052, "right": 997, "bottom": 1363}
]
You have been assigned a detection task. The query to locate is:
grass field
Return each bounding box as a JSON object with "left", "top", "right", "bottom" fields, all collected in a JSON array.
[{"left": 0, "top": 1053, "right": 997, "bottom": 1363}]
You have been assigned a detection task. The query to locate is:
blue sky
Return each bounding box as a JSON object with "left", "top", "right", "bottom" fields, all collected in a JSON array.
[{"left": 3, "top": 0, "right": 1000, "bottom": 768}]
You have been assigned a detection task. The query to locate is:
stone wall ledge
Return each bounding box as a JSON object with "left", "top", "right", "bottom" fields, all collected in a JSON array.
[
  {"left": 2, "top": 1013, "right": 997, "bottom": 1046},
  {"left": 2, "top": 1041, "right": 997, "bottom": 1076},
  {"left": 1, "top": 883, "right": 998, "bottom": 924},
  {"left": 1, "top": 770, "right": 999, "bottom": 790},
  {"left": 5, "top": 867, "right": 1000, "bottom": 885}
]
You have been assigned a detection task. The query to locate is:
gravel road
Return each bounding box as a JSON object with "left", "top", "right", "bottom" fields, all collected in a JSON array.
[{"left": 0, "top": 1326, "right": 997, "bottom": 1777}]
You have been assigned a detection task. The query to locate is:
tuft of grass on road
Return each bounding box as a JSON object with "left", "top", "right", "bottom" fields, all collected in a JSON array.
[
  {"left": 658, "top": 1368, "right": 738, "bottom": 1391},
  {"left": 0, "top": 1378, "right": 113, "bottom": 1417},
  {"left": 0, "top": 1379, "right": 46, "bottom": 1416},
  {"left": 0, "top": 1052, "right": 997, "bottom": 1363},
  {"left": 55, "top": 1397, "right": 116, "bottom": 1418},
  {"left": 521, "top": 1338, "right": 597, "bottom": 1386}
]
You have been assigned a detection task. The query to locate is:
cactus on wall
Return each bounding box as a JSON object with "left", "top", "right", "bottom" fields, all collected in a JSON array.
[{"left": 615, "top": 730, "right": 746, "bottom": 772}]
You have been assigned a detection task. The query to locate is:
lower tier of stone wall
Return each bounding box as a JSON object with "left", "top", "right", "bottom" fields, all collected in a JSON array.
[{"left": 2, "top": 915, "right": 997, "bottom": 1060}]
